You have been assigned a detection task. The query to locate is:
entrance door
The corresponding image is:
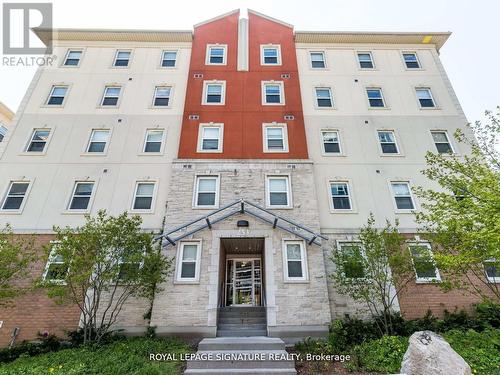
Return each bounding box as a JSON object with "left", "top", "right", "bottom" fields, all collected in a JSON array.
[{"left": 225, "top": 259, "right": 262, "bottom": 306}]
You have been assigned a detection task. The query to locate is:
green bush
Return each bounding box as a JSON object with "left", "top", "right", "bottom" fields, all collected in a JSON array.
[
  {"left": 445, "top": 328, "right": 500, "bottom": 375},
  {"left": 328, "top": 316, "right": 379, "bottom": 351},
  {"left": 347, "top": 335, "right": 408, "bottom": 373},
  {"left": 0, "top": 333, "right": 70, "bottom": 363},
  {"left": 0, "top": 337, "right": 193, "bottom": 375}
]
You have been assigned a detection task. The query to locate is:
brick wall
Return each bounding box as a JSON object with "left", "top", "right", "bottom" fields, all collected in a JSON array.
[{"left": 0, "top": 234, "right": 80, "bottom": 347}]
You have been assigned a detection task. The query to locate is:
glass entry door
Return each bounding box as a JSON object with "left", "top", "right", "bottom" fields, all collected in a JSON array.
[{"left": 225, "top": 259, "right": 262, "bottom": 306}]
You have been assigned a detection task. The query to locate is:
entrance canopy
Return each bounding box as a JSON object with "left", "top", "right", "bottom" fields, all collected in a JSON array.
[{"left": 155, "top": 199, "right": 327, "bottom": 247}]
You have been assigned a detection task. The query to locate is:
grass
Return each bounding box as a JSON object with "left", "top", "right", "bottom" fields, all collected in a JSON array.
[{"left": 0, "top": 337, "right": 193, "bottom": 375}]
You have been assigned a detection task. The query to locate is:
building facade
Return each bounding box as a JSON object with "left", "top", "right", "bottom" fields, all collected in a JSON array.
[
  {"left": 0, "top": 101, "right": 14, "bottom": 144},
  {"left": 0, "top": 10, "right": 490, "bottom": 346}
]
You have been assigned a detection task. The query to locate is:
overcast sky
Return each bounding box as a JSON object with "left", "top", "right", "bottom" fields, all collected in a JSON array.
[{"left": 0, "top": 0, "right": 498, "bottom": 123}]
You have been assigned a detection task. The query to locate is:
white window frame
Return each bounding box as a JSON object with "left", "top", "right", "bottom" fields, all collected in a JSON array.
[
  {"left": 46, "top": 85, "right": 68, "bottom": 106},
  {"left": 408, "top": 242, "right": 441, "bottom": 283},
  {"left": 263, "top": 123, "right": 288, "bottom": 153},
  {"left": 309, "top": 51, "right": 327, "bottom": 69},
  {"left": 261, "top": 81, "right": 285, "bottom": 106},
  {"left": 202, "top": 81, "right": 226, "bottom": 105},
  {"left": 175, "top": 241, "right": 202, "bottom": 283},
  {"left": 0, "top": 180, "right": 32, "bottom": 213},
  {"left": 260, "top": 44, "right": 282, "bottom": 66},
  {"left": 197, "top": 123, "right": 223, "bottom": 153},
  {"left": 0, "top": 125, "right": 6, "bottom": 142},
  {"left": 328, "top": 180, "right": 354, "bottom": 212},
  {"left": 42, "top": 242, "right": 67, "bottom": 284},
  {"left": 62, "top": 49, "right": 83, "bottom": 67},
  {"left": 85, "top": 129, "right": 110, "bottom": 154},
  {"left": 266, "top": 175, "right": 292, "bottom": 209},
  {"left": 357, "top": 51, "right": 375, "bottom": 69},
  {"left": 206, "top": 44, "right": 227, "bottom": 65},
  {"left": 337, "top": 241, "right": 366, "bottom": 280},
  {"left": 390, "top": 181, "right": 417, "bottom": 212},
  {"left": 25, "top": 128, "right": 52, "bottom": 153},
  {"left": 112, "top": 49, "right": 132, "bottom": 68},
  {"left": 484, "top": 259, "right": 500, "bottom": 283},
  {"left": 152, "top": 86, "right": 172, "bottom": 107},
  {"left": 131, "top": 181, "right": 157, "bottom": 212},
  {"left": 430, "top": 130, "right": 455, "bottom": 154},
  {"left": 282, "top": 240, "right": 308, "bottom": 282},
  {"left": 321, "top": 129, "right": 342, "bottom": 156},
  {"left": 377, "top": 130, "right": 400, "bottom": 155},
  {"left": 401, "top": 51, "right": 422, "bottom": 70},
  {"left": 314, "top": 87, "right": 334, "bottom": 108},
  {"left": 100, "top": 86, "right": 122, "bottom": 107},
  {"left": 160, "top": 50, "right": 178, "bottom": 68},
  {"left": 193, "top": 175, "right": 220, "bottom": 209},
  {"left": 415, "top": 87, "right": 437, "bottom": 109},
  {"left": 366, "top": 87, "right": 387, "bottom": 108},
  {"left": 67, "top": 181, "right": 95, "bottom": 212},
  {"left": 142, "top": 128, "right": 165, "bottom": 154}
]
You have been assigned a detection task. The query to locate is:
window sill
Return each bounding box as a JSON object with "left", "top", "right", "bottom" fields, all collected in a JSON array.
[
  {"left": 315, "top": 107, "right": 336, "bottom": 110},
  {"left": 368, "top": 107, "right": 390, "bottom": 110},
  {"left": 137, "top": 152, "right": 165, "bottom": 156},
  {"left": 192, "top": 206, "right": 219, "bottom": 210},
  {"left": 80, "top": 153, "right": 108, "bottom": 157},
  {"left": 394, "top": 209, "right": 417, "bottom": 214},
  {"left": 0, "top": 210, "right": 24, "bottom": 215},
  {"left": 321, "top": 153, "right": 345, "bottom": 157},
  {"left": 418, "top": 106, "right": 441, "bottom": 110},
  {"left": 379, "top": 153, "right": 405, "bottom": 158},
  {"left": 196, "top": 150, "right": 223, "bottom": 153},
  {"left": 262, "top": 103, "right": 285, "bottom": 106},
  {"left": 61, "top": 210, "right": 91, "bottom": 215},
  {"left": 415, "top": 278, "right": 441, "bottom": 284},
  {"left": 265, "top": 206, "right": 293, "bottom": 210},
  {"left": 201, "top": 103, "right": 226, "bottom": 106},
  {"left": 330, "top": 209, "right": 358, "bottom": 214},
  {"left": 173, "top": 280, "right": 200, "bottom": 285},
  {"left": 283, "top": 279, "right": 310, "bottom": 284},
  {"left": 18, "top": 152, "right": 48, "bottom": 156},
  {"left": 148, "top": 106, "right": 172, "bottom": 110}
]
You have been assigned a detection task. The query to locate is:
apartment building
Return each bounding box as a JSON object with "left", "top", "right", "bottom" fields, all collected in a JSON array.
[
  {"left": 0, "top": 101, "right": 14, "bottom": 143},
  {"left": 0, "top": 10, "right": 488, "bottom": 346}
]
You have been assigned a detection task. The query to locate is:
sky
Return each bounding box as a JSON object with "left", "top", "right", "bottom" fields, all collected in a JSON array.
[{"left": 0, "top": 0, "right": 498, "bottom": 124}]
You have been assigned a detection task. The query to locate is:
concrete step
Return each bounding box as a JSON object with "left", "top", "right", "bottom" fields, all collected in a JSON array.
[
  {"left": 217, "top": 329, "right": 268, "bottom": 337},
  {"left": 219, "top": 317, "right": 267, "bottom": 324},
  {"left": 218, "top": 324, "right": 267, "bottom": 330},
  {"left": 219, "top": 311, "right": 267, "bottom": 318},
  {"left": 185, "top": 369, "right": 296, "bottom": 374},
  {"left": 220, "top": 306, "right": 266, "bottom": 312},
  {"left": 185, "top": 350, "right": 295, "bottom": 370},
  {"left": 198, "top": 337, "right": 285, "bottom": 351}
]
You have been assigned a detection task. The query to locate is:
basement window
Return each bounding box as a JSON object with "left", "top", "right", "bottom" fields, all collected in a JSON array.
[{"left": 43, "top": 243, "right": 67, "bottom": 283}]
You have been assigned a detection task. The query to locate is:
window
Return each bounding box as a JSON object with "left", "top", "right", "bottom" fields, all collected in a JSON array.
[
  {"left": 206, "top": 45, "right": 226, "bottom": 65},
  {"left": 143, "top": 129, "right": 164, "bottom": 153},
  {"left": 366, "top": 88, "right": 385, "bottom": 108},
  {"left": 416, "top": 88, "right": 436, "bottom": 108},
  {"left": 409, "top": 243, "right": 440, "bottom": 282},
  {"left": 43, "top": 244, "right": 67, "bottom": 283},
  {"left": 315, "top": 88, "right": 333, "bottom": 108},
  {"left": 161, "top": 51, "right": 177, "bottom": 67},
  {"left": 391, "top": 182, "right": 415, "bottom": 210},
  {"left": 403, "top": 52, "right": 420, "bottom": 69},
  {"left": 321, "top": 130, "right": 341, "bottom": 154},
  {"left": 262, "top": 82, "right": 284, "bottom": 105},
  {"left": 86, "top": 130, "right": 109, "bottom": 153},
  {"left": 1, "top": 181, "right": 30, "bottom": 211},
  {"left": 101, "top": 86, "right": 121, "bottom": 106},
  {"left": 198, "top": 125, "right": 222, "bottom": 152},
  {"left": 484, "top": 260, "right": 499, "bottom": 283},
  {"left": 266, "top": 176, "right": 291, "bottom": 208},
  {"left": 132, "top": 182, "right": 155, "bottom": 211},
  {"left": 202, "top": 81, "right": 225, "bottom": 105},
  {"left": 378, "top": 131, "right": 399, "bottom": 154},
  {"left": 113, "top": 50, "right": 131, "bottom": 67},
  {"left": 358, "top": 52, "right": 374, "bottom": 69},
  {"left": 310, "top": 52, "right": 326, "bottom": 68},
  {"left": 194, "top": 176, "right": 219, "bottom": 208},
  {"left": 68, "top": 182, "right": 94, "bottom": 210},
  {"left": 339, "top": 242, "right": 365, "bottom": 278},
  {"left": 177, "top": 242, "right": 201, "bottom": 281},
  {"left": 283, "top": 241, "right": 307, "bottom": 281},
  {"left": 153, "top": 86, "right": 171, "bottom": 107},
  {"left": 26, "top": 129, "right": 50, "bottom": 152},
  {"left": 264, "top": 124, "right": 288, "bottom": 152},
  {"left": 330, "top": 182, "right": 352, "bottom": 210},
  {"left": 261, "top": 45, "right": 281, "bottom": 65},
  {"left": 117, "top": 255, "right": 142, "bottom": 282},
  {"left": 0, "top": 125, "right": 6, "bottom": 142},
  {"left": 46, "top": 86, "right": 68, "bottom": 106},
  {"left": 431, "top": 131, "right": 454, "bottom": 154},
  {"left": 63, "top": 50, "right": 82, "bottom": 66}
]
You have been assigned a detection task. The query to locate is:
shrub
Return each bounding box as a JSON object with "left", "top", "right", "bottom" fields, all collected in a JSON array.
[
  {"left": 0, "top": 333, "right": 70, "bottom": 363},
  {"left": 328, "top": 316, "right": 379, "bottom": 351}
]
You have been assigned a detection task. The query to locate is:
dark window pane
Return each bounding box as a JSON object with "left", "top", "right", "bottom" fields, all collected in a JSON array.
[
  {"left": 360, "top": 61, "right": 373, "bottom": 69},
  {"left": 264, "top": 56, "right": 278, "bottom": 64},
  {"left": 344, "top": 260, "right": 364, "bottom": 278},
  {"left": 64, "top": 59, "right": 79, "bottom": 66},
  {"left": 436, "top": 143, "right": 453, "bottom": 154},
  {"left": 324, "top": 143, "right": 340, "bottom": 153},
  {"left": 145, "top": 142, "right": 161, "bottom": 153},
  {"left": 46, "top": 263, "right": 68, "bottom": 280},
  {"left": 197, "top": 192, "right": 215, "bottom": 206},
  {"left": 3, "top": 197, "right": 24, "bottom": 210},
  {"left": 268, "top": 139, "right": 284, "bottom": 149},
  {"left": 134, "top": 196, "right": 152, "bottom": 210},
  {"left": 9, "top": 184, "right": 28, "bottom": 195},
  {"left": 406, "top": 61, "right": 420, "bottom": 68},
  {"left": 118, "top": 262, "right": 140, "bottom": 281},
  {"left": 154, "top": 97, "right": 169, "bottom": 106},
  {"left": 48, "top": 96, "right": 64, "bottom": 105},
  {"left": 485, "top": 262, "right": 499, "bottom": 278},
  {"left": 270, "top": 192, "right": 287, "bottom": 206},
  {"left": 202, "top": 139, "right": 219, "bottom": 150},
  {"left": 27, "top": 142, "right": 46, "bottom": 152},
  {"left": 419, "top": 99, "right": 435, "bottom": 107},
  {"left": 102, "top": 97, "right": 118, "bottom": 106},
  {"left": 266, "top": 95, "right": 280, "bottom": 103},
  {"left": 206, "top": 95, "right": 222, "bottom": 103},
  {"left": 181, "top": 262, "right": 196, "bottom": 278},
  {"left": 311, "top": 61, "right": 325, "bottom": 68},
  {"left": 381, "top": 143, "right": 398, "bottom": 153},
  {"left": 210, "top": 56, "right": 223, "bottom": 64},
  {"left": 395, "top": 197, "right": 414, "bottom": 209},
  {"left": 162, "top": 60, "right": 175, "bottom": 67},
  {"left": 88, "top": 142, "right": 106, "bottom": 153},
  {"left": 287, "top": 261, "right": 303, "bottom": 278},
  {"left": 114, "top": 59, "right": 129, "bottom": 67},
  {"left": 70, "top": 196, "right": 90, "bottom": 210},
  {"left": 332, "top": 197, "right": 351, "bottom": 210},
  {"left": 369, "top": 99, "right": 385, "bottom": 107},
  {"left": 317, "top": 98, "right": 332, "bottom": 107}
]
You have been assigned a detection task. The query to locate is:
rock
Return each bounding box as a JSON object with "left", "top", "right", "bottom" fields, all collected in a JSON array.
[{"left": 400, "top": 331, "right": 471, "bottom": 375}]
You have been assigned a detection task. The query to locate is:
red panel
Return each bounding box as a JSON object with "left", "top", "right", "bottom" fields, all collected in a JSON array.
[{"left": 178, "top": 11, "right": 308, "bottom": 159}]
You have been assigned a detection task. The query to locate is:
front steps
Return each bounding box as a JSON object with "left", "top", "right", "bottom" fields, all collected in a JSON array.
[
  {"left": 184, "top": 337, "right": 297, "bottom": 375},
  {"left": 217, "top": 306, "right": 267, "bottom": 337}
]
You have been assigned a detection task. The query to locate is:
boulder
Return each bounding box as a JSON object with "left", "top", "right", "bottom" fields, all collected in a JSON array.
[{"left": 400, "top": 331, "right": 471, "bottom": 375}]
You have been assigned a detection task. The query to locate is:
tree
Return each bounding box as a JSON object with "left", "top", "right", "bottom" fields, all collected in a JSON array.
[
  {"left": 330, "top": 214, "right": 423, "bottom": 335},
  {"left": 43, "top": 211, "right": 172, "bottom": 344},
  {"left": 0, "top": 225, "right": 36, "bottom": 306},
  {"left": 414, "top": 108, "right": 500, "bottom": 301}
]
